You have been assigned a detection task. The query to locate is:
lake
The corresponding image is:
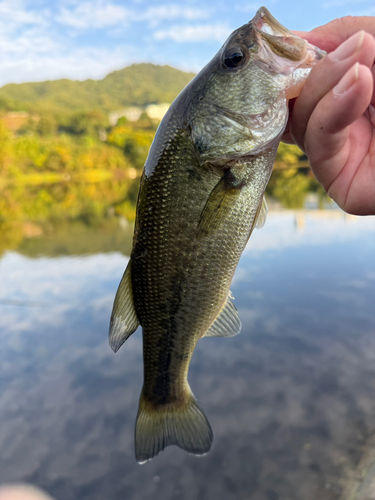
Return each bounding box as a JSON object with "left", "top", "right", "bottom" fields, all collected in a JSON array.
[{"left": 1, "top": 207, "right": 375, "bottom": 500}]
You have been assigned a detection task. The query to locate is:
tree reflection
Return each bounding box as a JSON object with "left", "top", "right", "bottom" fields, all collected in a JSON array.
[{"left": 0, "top": 137, "right": 333, "bottom": 257}]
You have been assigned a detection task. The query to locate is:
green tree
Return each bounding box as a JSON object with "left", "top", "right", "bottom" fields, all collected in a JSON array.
[{"left": 107, "top": 124, "right": 154, "bottom": 169}]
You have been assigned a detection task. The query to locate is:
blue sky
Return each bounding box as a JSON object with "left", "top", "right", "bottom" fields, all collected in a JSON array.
[{"left": 0, "top": 0, "right": 373, "bottom": 86}]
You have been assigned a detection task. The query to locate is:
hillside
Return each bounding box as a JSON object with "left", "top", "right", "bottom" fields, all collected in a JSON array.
[{"left": 0, "top": 63, "right": 195, "bottom": 115}]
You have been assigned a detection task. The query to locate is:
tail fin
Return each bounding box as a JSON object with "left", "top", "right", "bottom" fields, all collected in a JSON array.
[{"left": 135, "top": 389, "right": 213, "bottom": 463}]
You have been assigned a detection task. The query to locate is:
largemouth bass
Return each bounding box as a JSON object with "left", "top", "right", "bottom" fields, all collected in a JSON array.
[{"left": 109, "top": 6, "right": 324, "bottom": 463}]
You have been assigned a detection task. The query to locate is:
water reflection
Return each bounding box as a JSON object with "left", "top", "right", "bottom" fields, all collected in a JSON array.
[
  {"left": 0, "top": 178, "right": 139, "bottom": 257},
  {"left": 1, "top": 209, "right": 375, "bottom": 500}
]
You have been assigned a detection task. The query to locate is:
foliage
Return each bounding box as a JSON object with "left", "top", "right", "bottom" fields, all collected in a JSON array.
[
  {"left": 276, "top": 142, "right": 306, "bottom": 165},
  {"left": 0, "top": 64, "right": 195, "bottom": 115},
  {"left": 0, "top": 179, "right": 139, "bottom": 256},
  {"left": 107, "top": 123, "right": 155, "bottom": 169},
  {"left": 268, "top": 167, "right": 311, "bottom": 209},
  {"left": 0, "top": 122, "right": 13, "bottom": 173},
  {"left": 0, "top": 64, "right": 331, "bottom": 257},
  {"left": 59, "top": 110, "right": 108, "bottom": 136},
  {"left": 267, "top": 143, "right": 331, "bottom": 209}
]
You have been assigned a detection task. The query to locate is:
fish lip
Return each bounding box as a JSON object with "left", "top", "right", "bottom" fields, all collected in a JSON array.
[
  {"left": 251, "top": 6, "right": 326, "bottom": 66},
  {"left": 252, "top": 6, "right": 291, "bottom": 37},
  {"left": 251, "top": 7, "right": 308, "bottom": 62}
]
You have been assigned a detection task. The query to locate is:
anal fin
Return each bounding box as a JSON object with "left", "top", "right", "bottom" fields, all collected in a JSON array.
[
  {"left": 109, "top": 259, "right": 140, "bottom": 352},
  {"left": 204, "top": 291, "right": 241, "bottom": 338}
]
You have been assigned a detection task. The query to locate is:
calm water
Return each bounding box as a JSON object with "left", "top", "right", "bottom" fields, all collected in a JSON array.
[{"left": 1, "top": 209, "right": 375, "bottom": 500}]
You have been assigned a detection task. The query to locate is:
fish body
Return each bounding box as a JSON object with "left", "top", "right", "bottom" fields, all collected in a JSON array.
[{"left": 109, "top": 7, "right": 324, "bottom": 463}]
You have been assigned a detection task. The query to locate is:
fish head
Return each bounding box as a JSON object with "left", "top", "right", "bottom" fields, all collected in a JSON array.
[{"left": 188, "top": 6, "right": 325, "bottom": 164}]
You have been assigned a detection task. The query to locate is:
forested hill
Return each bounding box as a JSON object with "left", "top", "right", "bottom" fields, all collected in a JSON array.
[{"left": 0, "top": 63, "right": 195, "bottom": 114}]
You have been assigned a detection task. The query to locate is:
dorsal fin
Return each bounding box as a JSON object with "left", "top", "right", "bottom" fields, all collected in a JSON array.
[
  {"left": 204, "top": 292, "right": 241, "bottom": 338},
  {"left": 109, "top": 259, "right": 140, "bottom": 352}
]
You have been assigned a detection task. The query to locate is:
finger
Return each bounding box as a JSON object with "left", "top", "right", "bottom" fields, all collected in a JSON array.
[
  {"left": 280, "top": 130, "right": 295, "bottom": 144},
  {"left": 304, "top": 63, "right": 373, "bottom": 193},
  {"left": 372, "top": 64, "right": 375, "bottom": 106},
  {"left": 296, "top": 17, "right": 375, "bottom": 52},
  {"left": 281, "top": 99, "right": 297, "bottom": 144},
  {"left": 290, "top": 31, "right": 375, "bottom": 151},
  {"left": 0, "top": 485, "right": 54, "bottom": 500}
]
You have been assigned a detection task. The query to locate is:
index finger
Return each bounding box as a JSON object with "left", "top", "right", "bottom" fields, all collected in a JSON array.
[
  {"left": 293, "top": 16, "right": 375, "bottom": 52},
  {"left": 290, "top": 31, "right": 375, "bottom": 152}
]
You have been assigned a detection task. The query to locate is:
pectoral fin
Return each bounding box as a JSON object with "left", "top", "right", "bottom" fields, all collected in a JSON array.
[
  {"left": 197, "top": 170, "right": 243, "bottom": 238},
  {"left": 109, "top": 259, "right": 140, "bottom": 352},
  {"left": 204, "top": 291, "right": 242, "bottom": 338}
]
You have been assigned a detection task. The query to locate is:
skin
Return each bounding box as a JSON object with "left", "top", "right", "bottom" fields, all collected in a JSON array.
[
  {"left": 281, "top": 17, "right": 375, "bottom": 215},
  {"left": 0, "top": 485, "right": 54, "bottom": 500}
]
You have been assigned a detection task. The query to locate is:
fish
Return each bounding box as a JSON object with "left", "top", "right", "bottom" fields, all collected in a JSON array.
[{"left": 109, "top": 6, "right": 325, "bottom": 463}]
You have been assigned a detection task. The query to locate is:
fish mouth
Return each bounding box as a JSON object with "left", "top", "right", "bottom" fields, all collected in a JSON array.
[
  {"left": 253, "top": 6, "right": 291, "bottom": 37},
  {"left": 252, "top": 6, "right": 325, "bottom": 66}
]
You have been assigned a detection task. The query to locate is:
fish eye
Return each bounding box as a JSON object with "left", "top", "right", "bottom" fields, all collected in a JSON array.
[{"left": 223, "top": 47, "right": 246, "bottom": 69}]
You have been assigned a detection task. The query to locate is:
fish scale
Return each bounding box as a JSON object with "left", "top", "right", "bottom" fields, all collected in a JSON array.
[{"left": 109, "top": 6, "right": 325, "bottom": 462}]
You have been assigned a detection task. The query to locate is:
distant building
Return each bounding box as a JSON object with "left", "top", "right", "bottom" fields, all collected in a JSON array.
[
  {"left": 1, "top": 111, "right": 30, "bottom": 131},
  {"left": 109, "top": 108, "right": 142, "bottom": 126},
  {"left": 145, "top": 103, "right": 170, "bottom": 121},
  {"left": 108, "top": 103, "right": 170, "bottom": 126}
]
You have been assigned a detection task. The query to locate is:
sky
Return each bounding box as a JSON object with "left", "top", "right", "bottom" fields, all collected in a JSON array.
[{"left": 0, "top": 0, "right": 374, "bottom": 87}]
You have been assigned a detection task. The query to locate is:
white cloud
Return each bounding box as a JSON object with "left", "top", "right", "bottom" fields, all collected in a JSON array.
[
  {"left": 0, "top": 0, "right": 148, "bottom": 86},
  {"left": 0, "top": 29, "right": 58, "bottom": 55},
  {"left": 153, "top": 24, "right": 232, "bottom": 42},
  {"left": 0, "top": 0, "right": 217, "bottom": 84},
  {"left": 56, "top": 1, "right": 129, "bottom": 29},
  {"left": 234, "top": 3, "right": 259, "bottom": 14},
  {"left": 0, "top": 252, "right": 128, "bottom": 336},
  {"left": 323, "top": 0, "right": 369, "bottom": 7},
  {"left": 351, "top": 6, "right": 375, "bottom": 14},
  {"left": 55, "top": 2, "right": 210, "bottom": 30},
  {"left": 0, "top": 0, "right": 62, "bottom": 83},
  {"left": 0, "top": 0, "right": 49, "bottom": 26},
  {"left": 0, "top": 252, "right": 127, "bottom": 303},
  {"left": 140, "top": 5, "right": 210, "bottom": 23},
  {"left": 0, "top": 45, "right": 135, "bottom": 86}
]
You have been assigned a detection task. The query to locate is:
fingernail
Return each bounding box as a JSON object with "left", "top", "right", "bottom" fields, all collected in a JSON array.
[
  {"left": 329, "top": 31, "right": 365, "bottom": 61},
  {"left": 333, "top": 62, "right": 359, "bottom": 95}
]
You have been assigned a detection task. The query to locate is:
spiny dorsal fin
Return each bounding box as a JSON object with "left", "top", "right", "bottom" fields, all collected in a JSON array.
[
  {"left": 109, "top": 259, "right": 140, "bottom": 352},
  {"left": 256, "top": 195, "right": 268, "bottom": 229},
  {"left": 204, "top": 291, "right": 241, "bottom": 338}
]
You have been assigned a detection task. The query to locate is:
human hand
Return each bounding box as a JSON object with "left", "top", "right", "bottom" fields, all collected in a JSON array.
[
  {"left": 283, "top": 17, "right": 375, "bottom": 215},
  {"left": 0, "top": 484, "right": 54, "bottom": 500}
]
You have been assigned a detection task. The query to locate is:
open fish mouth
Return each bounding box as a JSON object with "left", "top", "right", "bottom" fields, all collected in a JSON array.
[
  {"left": 252, "top": 6, "right": 325, "bottom": 66},
  {"left": 253, "top": 6, "right": 292, "bottom": 37}
]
